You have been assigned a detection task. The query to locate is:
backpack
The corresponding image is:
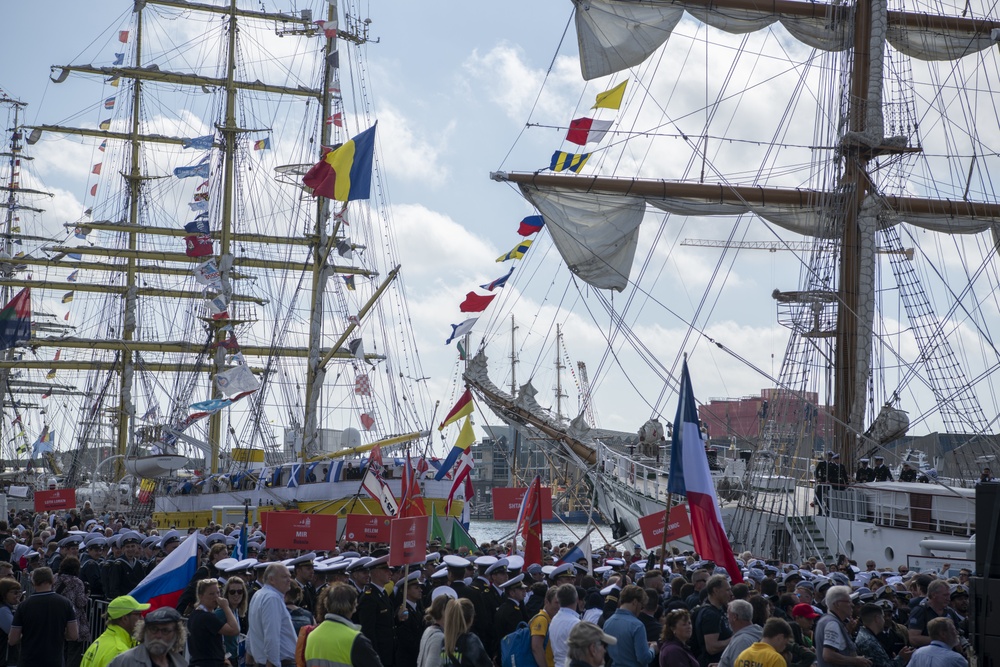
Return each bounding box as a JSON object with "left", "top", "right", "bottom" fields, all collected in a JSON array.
[
  {"left": 500, "top": 620, "right": 547, "bottom": 667},
  {"left": 294, "top": 624, "right": 316, "bottom": 667},
  {"left": 688, "top": 605, "right": 708, "bottom": 659}
]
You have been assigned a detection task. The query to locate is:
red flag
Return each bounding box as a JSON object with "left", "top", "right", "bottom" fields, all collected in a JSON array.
[
  {"left": 518, "top": 476, "right": 543, "bottom": 566},
  {"left": 416, "top": 457, "right": 429, "bottom": 477},
  {"left": 369, "top": 444, "right": 384, "bottom": 469},
  {"left": 459, "top": 291, "right": 496, "bottom": 313},
  {"left": 119, "top": 30, "right": 129, "bottom": 43},
  {"left": 92, "top": 163, "right": 102, "bottom": 175},
  {"left": 360, "top": 413, "right": 375, "bottom": 430},
  {"left": 354, "top": 374, "right": 371, "bottom": 395},
  {"left": 446, "top": 449, "right": 473, "bottom": 513},
  {"left": 399, "top": 456, "right": 427, "bottom": 518},
  {"left": 90, "top": 184, "right": 98, "bottom": 196},
  {"left": 184, "top": 235, "right": 213, "bottom": 257}
]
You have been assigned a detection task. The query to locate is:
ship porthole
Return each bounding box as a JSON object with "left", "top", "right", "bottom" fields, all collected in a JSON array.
[
  {"left": 845, "top": 540, "right": 854, "bottom": 555},
  {"left": 884, "top": 546, "right": 894, "bottom": 561}
]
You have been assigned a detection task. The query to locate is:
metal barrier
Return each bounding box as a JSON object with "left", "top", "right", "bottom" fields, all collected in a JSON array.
[{"left": 86, "top": 597, "right": 110, "bottom": 645}]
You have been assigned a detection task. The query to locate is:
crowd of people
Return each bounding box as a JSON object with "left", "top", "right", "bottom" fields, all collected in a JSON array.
[{"left": 0, "top": 504, "right": 977, "bottom": 667}]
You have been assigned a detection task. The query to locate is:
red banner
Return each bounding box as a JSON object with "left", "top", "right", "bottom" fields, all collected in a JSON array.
[
  {"left": 266, "top": 513, "right": 339, "bottom": 551},
  {"left": 34, "top": 488, "right": 76, "bottom": 512},
  {"left": 389, "top": 516, "right": 430, "bottom": 567},
  {"left": 638, "top": 504, "right": 693, "bottom": 549},
  {"left": 260, "top": 509, "right": 301, "bottom": 534},
  {"left": 492, "top": 487, "right": 554, "bottom": 521},
  {"left": 343, "top": 514, "right": 393, "bottom": 543}
]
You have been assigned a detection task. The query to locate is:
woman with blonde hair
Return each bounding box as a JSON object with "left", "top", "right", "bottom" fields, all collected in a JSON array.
[
  {"left": 442, "top": 598, "right": 490, "bottom": 667},
  {"left": 186, "top": 578, "right": 238, "bottom": 667},
  {"left": 216, "top": 577, "right": 249, "bottom": 664},
  {"left": 417, "top": 593, "right": 450, "bottom": 667}
]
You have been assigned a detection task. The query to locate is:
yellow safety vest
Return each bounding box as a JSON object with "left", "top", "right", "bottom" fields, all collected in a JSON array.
[{"left": 304, "top": 617, "right": 360, "bottom": 667}]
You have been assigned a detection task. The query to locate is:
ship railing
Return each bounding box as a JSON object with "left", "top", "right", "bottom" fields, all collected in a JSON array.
[
  {"left": 861, "top": 485, "right": 975, "bottom": 536},
  {"left": 598, "top": 446, "right": 668, "bottom": 502}
]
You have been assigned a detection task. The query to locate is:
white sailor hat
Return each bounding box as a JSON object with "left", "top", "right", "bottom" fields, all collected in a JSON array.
[
  {"left": 473, "top": 556, "right": 498, "bottom": 568},
  {"left": 225, "top": 536, "right": 237, "bottom": 547},
  {"left": 486, "top": 559, "right": 510, "bottom": 575},
  {"left": 431, "top": 586, "right": 458, "bottom": 601},
  {"left": 599, "top": 584, "right": 620, "bottom": 596},
  {"left": 424, "top": 552, "right": 442, "bottom": 564},
  {"left": 366, "top": 555, "right": 390, "bottom": 570},
  {"left": 206, "top": 532, "right": 228, "bottom": 546},
  {"left": 859, "top": 458, "right": 870, "bottom": 463},
  {"left": 58, "top": 535, "right": 83, "bottom": 548},
  {"left": 551, "top": 563, "right": 575, "bottom": 579},
  {"left": 605, "top": 558, "right": 625, "bottom": 567},
  {"left": 160, "top": 530, "right": 182, "bottom": 547},
  {"left": 500, "top": 574, "right": 527, "bottom": 590},
  {"left": 25, "top": 551, "right": 41, "bottom": 559},
  {"left": 874, "top": 455, "right": 884, "bottom": 460},
  {"left": 746, "top": 568, "right": 765, "bottom": 582},
  {"left": 593, "top": 565, "right": 613, "bottom": 576},
  {"left": 443, "top": 555, "right": 471, "bottom": 569},
  {"left": 214, "top": 558, "right": 239, "bottom": 572},
  {"left": 541, "top": 565, "right": 556, "bottom": 576},
  {"left": 324, "top": 559, "right": 351, "bottom": 573},
  {"left": 140, "top": 536, "right": 158, "bottom": 549},
  {"left": 246, "top": 541, "right": 261, "bottom": 552},
  {"left": 84, "top": 519, "right": 98, "bottom": 530},
  {"left": 253, "top": 560, "right": 271, "bottom": 570},
  {"left": 345, "top": 557, "right": 372, "bottom": 572},
  {"left": 431, "top": 568, "right": 450, "bottom": 580},
  {"left": 506, "top": 555, "right": 524, "bottom": 571},
  {"left": 525, "top": 563, "right": 543, "bottom": 576},
  {"left": 120, "top": 531, "right": 143, "bottom": 545},
  {"left": 226, "top": 558, "right": 257, "bottom": 573},
  {"left": 85, "top": 536, "right": 107, "bottom": 549},
  {"left": 289, "top": 553, "right": 318, "bottom": 567},
  {"left": 322, "top": 556, "right": 345, "bottom": 565},
  {"left": 404, "top": 571, "right": 423, "bottom": 585},
  {"left": 340, "top": 551, "right": 362, "bottom": 559}
]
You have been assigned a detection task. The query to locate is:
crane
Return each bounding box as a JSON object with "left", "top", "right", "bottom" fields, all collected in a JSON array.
[{"left": 681, "top": 238, "right": 913, "bottom": 259}]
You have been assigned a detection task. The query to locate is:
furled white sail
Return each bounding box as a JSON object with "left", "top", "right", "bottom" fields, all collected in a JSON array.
[{"left": 575, "top": 0, "right": 1000, "bottom": 80}]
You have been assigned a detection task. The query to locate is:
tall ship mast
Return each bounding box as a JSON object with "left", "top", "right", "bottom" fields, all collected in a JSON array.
[
  {"left": 11, "top": 0, "right": 461, "bottom": 527},
  {"left": 465, "top": 0, "right": 1000, "bottom": 563}
]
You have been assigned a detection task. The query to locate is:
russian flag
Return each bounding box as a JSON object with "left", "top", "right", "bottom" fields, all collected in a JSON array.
[
  {"left": 129, "top": 532, "right": 199, "bottom": 611},
  {"left": 666, "top": 360, "right": 743, "bottom": 583},
  {"left": 557, "top": 528, "right": 593, "bottom": 574}
]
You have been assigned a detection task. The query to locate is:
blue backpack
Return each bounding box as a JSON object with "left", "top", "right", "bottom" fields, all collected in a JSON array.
[{"left": 500, "top": 619, "right": 548, "bottom": 667}]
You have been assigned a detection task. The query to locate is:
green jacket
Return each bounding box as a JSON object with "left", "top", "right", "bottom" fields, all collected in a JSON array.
[{"left": 81, "top": 624, "right": 137, "bottom": 667}]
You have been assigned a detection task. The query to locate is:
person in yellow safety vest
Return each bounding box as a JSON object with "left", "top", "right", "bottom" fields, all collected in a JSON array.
[
  {"left": 304, "top": 583, "right": 384, "bottom": 667},
  {"left": 81, "top": 596, "right": 150, "bottom": 667}
]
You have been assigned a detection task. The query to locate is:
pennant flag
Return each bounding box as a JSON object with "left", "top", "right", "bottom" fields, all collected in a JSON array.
[
  {"left": 496, "top": 239, "right": 532, "bottom": 262},
  {"left": 98, "top": 140, "right": 107, "bottom": 152},
  {"left": 61, "top": 291, "right": 74, "bottom": 303},
  {"left": 369, "top": 444, "right": 384, "bottom": 470},
  {"left": 430, "top": 503, "right": 448, "bottom": 543},
  {"left": 434, "top": 417, "right": 475, "bottom": 480},
  {"left": 31, "top": 426, "right": 53, "bottom": 458},
  {"left": 253, "top": 138, "right": 270, "bottom": 151},
  {"left": 64, "top": 312, "right": 70, "bottom": 321},
  {"left": 344, "top": 275, "right": 355, "bottom": 291},
  {"left": 439, "top": 390, "right": 474, "bottom": 431},
  {"left": 549, "top": 151, "right": 590, "bottom": 173},
  {"left": 667, "top": 359, "right": 743, "bottom": 583},
  {"left": 456, "top": 340, "right": 467, "bottom": 361},
  {"left": 54, "top": 350, "right": 61, "bottom": 361},
  {"left": 0, "top": 288, "right": 31, "bottom": 351},
  {"left": 104, "top": 97, "right": 116, "bottom": 110},
  {"left": 230, "top": 526, "right": 247, "bottom": 560},
  {"left": 46, "top": 369, "right": 57, "bottom": 379},
  {"left": 347, "top": 339, "right": 364, "bottom": 360},
  {"left": 450, "top": 519, "right": 478, "bottom": 552},
  {"left": 326, "top": 112, "right": 343, "bottom": 127},
  {"left": 92, "top": 163, "right": 102, "bottom": 175},
  {"left": 184, "top": 235, "right": 213, "bottom": 257},
  {"left": 445, "top": 449, "right": 473, "bottom": 514},
  {"left": 302, "top": 123, "right": 376, "bottom": 202},
  {"left": 360, "top": 413, "right": 375, "bottom": 430},
  {"left": 113, "top": 53, "right": 124, "bottom": 66},
  {"left": 361, "top": 466, "right": 399, "bottom": 517},
  {"left": 517, "top": 215, "right": 545, "bottom": 236},
  {"left": 99, "top": 119, "right": 111, "bottom": 130},
  {"left": 445, "top": 317, "right": 477, "bottom": 345},
  {"left": 480, "top": 266, "right": 514, "bottom": 292},
  {"left": 184, "top": 218, "right": 210, "bottom": 235},
  {"left": 11, "top": 415, "right": 21, "bottom": 426},
  {"left": 182, "top": 135, "right": 215, "bottom": 150},
  {"left": 107, "top": 76, "right": 120, "bottom": 87},
  {"left": 216, "top": 365, "right": 260, "bottom": 397},
  {"left": 119, "top": 30, "right": 129, "bottom": 43},
  {"left": 90, "top": 184, "right": 98, "bottom": 197},
  {"left": 129, "top": 532, "right": 199, "bottom": 611},
  {"left": 174, "top": 163, "right": 211, "bottom": 179},
  {"left": 399, "top": 456, "right": 427, "bottom": 518},
  {"left": 459, "top": 291, "right": 496, "bottom": 313},
  {"left": 592, "top": 79, "right": 628, "bottom": 110},
  {"left": 515, "top": 475, "right": 544, "bottom": 566},
  {"left": 566, "top": 118, "right": 614, "bottom": 145}
]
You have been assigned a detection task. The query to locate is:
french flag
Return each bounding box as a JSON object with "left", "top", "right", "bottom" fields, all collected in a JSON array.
[
  {"left": 129, "top": 532, "right": 199, "bottom": 611},
  {"left": 666, "top": 360, "right": 743, "bottom": 583}
]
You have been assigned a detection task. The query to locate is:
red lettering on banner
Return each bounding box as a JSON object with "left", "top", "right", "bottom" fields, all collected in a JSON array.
[
  {"left": 343, "top": 514, "right": 393, "bottom": 543},
  {"left": 266, "top": 513, "right": 338, "bottom": 550},
  {"left": 389, "top": 516, "right": 430, "bottom": 567},
  {"left": 491, "top": 487, "right": 554, "bottom": 521},
  {"left": 34, "top": 489, "right": 76, "bottom": 512},
  {"left": 637, "top": 504, "right": 693, "bottom": 549}
]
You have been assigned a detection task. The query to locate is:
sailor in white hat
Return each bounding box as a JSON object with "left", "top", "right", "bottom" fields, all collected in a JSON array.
[
  {"left": 443, "top": 554, "right": 472, "bottom": 596},
  {"left": 495, "top": 574, "right": 529, "bottom": 640},
  {"left": 288, "top": 552, "right": 318, "bottom": 614},
  {"left": 393, "top": 569, "right": 426, "bottom": 660},
  {"left": 357, "top": 553, "right": 394, "bottom": 666},
  {"left": 346, "top": 556, "right": 372, "bottom": 595}
]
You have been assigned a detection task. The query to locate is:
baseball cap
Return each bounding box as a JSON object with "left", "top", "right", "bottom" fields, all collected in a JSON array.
[
  {"left": 566, "top": 622, "right": 617, "bottom": 651},
  {"left": 107, "top": 596, "right": 151, "bottom": 620},
  {"left": 791, "top": 603, "right": 821, "bottom": 620}
]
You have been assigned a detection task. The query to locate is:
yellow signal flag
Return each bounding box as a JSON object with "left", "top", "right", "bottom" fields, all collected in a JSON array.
[
  {"left": 592, "top": 79, "right": 628, "bottom": 110},
  {"left": 46, "top": 369, "right": 57, "bottom": 379},
  {"left": 453, "top": 416, "right": 475, "bottom": 451}
]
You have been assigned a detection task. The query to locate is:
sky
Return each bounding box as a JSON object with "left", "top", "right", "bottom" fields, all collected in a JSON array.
[{"left": 4, "top": 0, "right": 1000, "bottom": 460}]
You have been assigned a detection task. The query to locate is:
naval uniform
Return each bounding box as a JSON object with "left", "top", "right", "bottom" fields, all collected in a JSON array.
[
  {"left": 815, "top": 460, "right": 829, "bottom": 513},
  {"left": 108, "top": 557, "right": 145, "bottom": 599},
  {"left": 357, "top": 581, "right": 395, "bottom": 666},
  {"left": 856, "top": 466, "right": 875, "bottom": 483},
  {"left": 393, "top": 598, "right": 424, "bottom": 667},
  {"left": 463, "top": 576, "right": 500, "bottom": 656},
  {"left": 873, "top": 463, "right": 893, "bottom": 482},
  {"left": 495, "top": 597, "right": 528, "bottom": 641}
]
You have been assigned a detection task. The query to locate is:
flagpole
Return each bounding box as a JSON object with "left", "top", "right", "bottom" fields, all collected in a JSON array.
[{"left": 657, "top": 491, "right": 672, "bottom": 572}]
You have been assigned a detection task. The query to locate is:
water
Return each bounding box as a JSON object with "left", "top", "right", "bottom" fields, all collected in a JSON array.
[{"left": 467, "top": 520, "right": 628, "bottom": 550}]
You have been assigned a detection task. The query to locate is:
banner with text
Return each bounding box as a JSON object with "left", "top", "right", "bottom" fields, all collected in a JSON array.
[
  {"left": 343, "top": 514, "right": 393, "bottom": 543},
  {"left": 492, "top": 486, "right": 554, "bottom": 521},
  {"left": 34, "top": 488, "right": 76, "bottom": 512},
  {"left": 260, "top": 509, "right": 302, "bottom": 534},
  {"left": 389, "top": 516, "right": 430, "bottom": 567},
  {"left": 638, "top": 504, "right": 693, "bottom": 549},
  {"left": 266, "top": 513, "right": 339, "bottom": 551}
]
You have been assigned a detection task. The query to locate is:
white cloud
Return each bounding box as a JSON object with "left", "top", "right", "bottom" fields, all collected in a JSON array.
[{"left": 375, "top": 107, "right": 450, "bottom": 188}]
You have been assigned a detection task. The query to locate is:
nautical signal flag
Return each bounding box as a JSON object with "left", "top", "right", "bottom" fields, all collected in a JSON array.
[
  {"left": 253, "top": 138, "right": 270, "bottom": 151},
  {"left": 360, "top": 413, "right": 375, "bottom": 430},
  {"left": 303, "top": 123, "right": 376, "bottom": 202},
  {"left": 550, "top": 151, "right": 590, "bottom": 173},
  {"left": 326, "top": 112, "right": 344, "bottom": 127},
  {"left": 104, "top": 97, "right": 116, "bottom": 110},
  {"left": 99, "top": 119, "right": 111, "bottom": 130},
  {"left": 98, "top": 140, "right": 107, "bottom": 152},
  {"left": 439, "top": 389, "right": 474, "bottom": 430},
  {"left": 92, "top": 163, "right": 102, "bottom": 175},
  {"left": 0, "top": 288, "right": 31, "bottom": 351},
  {"left": 90, "top": 184, "right": 98, "bottom": 197},
  {"left": 62, "top": 292, "right": 74, "bottom": 303},
  {"left": 592, "top": 79, "right": 628, "bottom": 110},
  {"left": 480, "top": 266, "right": 513, "bottom": 292},
  {"left": 517, "top": 215, "right": 544, "bottom": 236},
  {"left": 434, "top": 416, "right": 475, "bottom": 480},
  {"left": 446, "top": 317, "right": 477, "bottom": 345},
  {"left": 459, "top": 291, "right": 496, "bottom": 313},
  {"left": 667, "top": 359, "right": 744, "bottom": 583},
  {"left": 496, "top": 239, "right": 532, "bottom": 262},
  {"left": 344, "top": 275, "right": 355, "bottom": 291},
  {"left": 567, "top": 118, "right": 613, "bottom": 145},
  {"left": 107, "top": 76, "right": 120, "bottom": 87},
  {"left": 119, "top": 30, "right": 129, "bottom": 43}
]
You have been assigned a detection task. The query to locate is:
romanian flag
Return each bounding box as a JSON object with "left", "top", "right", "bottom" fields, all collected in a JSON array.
[
  {"left": 496, "top": 239, "right": 532, "bottom": 262},
  {"left": 439, "top": 389, "right": 474, "bottom": 430},
  {"left": 592, "top": 80, "right": 628, "bottom": 110},
  {"left": 0, "top": 288, "right": 31, "bottom": 351},
  {"left": 550, "top": 151, "right": 590, "bottom": 173},
  {"left": 302, "top": 123, "right": 376, "bottom": 202},
  {"left": 253, "top": 138, "right": 270, "bottom": 151},
  {"left": 129, "top": 533, "right": 199, "bottom": 611},
  {"left": 434, "top": 417, "right": 474, "bottom": 481}
]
